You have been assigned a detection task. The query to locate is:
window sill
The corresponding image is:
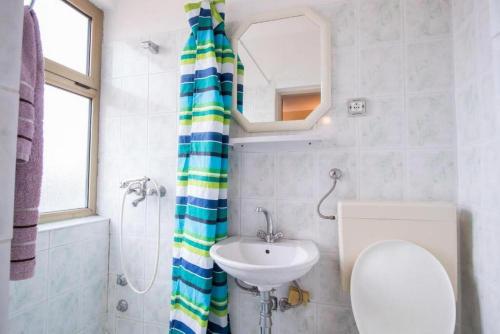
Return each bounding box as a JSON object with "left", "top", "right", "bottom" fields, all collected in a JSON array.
[{"left": 37, "top": 215, "right": 109, "bottom": 233}]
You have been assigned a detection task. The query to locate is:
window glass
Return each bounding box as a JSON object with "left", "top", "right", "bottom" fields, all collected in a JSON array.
[
  {"left": 39, "top": 85, "right": 91, "bottom": 213},
  {"left": 35, "top": 0, "right": 91, "bottom": 74}
]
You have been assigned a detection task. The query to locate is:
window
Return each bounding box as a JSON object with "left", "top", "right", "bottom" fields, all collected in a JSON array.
[{"left": 29, "top": 0, "right": 103, "bottom": 222}]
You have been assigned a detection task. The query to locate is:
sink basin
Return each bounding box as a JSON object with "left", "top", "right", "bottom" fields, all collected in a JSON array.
[{"left": 210, "top": 236, "right": 320, "bottom": 291}]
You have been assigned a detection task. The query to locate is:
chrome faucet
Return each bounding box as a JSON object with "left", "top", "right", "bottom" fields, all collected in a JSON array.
[
  {"left": 120, "top": 177, "right": 166, "bottom": 207},
  {"left": 256, "top": 207, "right": 283, "bottom": 243}
]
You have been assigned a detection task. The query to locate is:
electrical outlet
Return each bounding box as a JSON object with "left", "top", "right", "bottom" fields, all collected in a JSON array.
[{"left": 347, "top": 99, "right": 366, "bottom": 116}]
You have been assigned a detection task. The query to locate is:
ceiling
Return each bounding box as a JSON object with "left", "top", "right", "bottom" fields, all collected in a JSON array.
[{"left": 90, "top": 0, "right": 333, "bottom": 38}]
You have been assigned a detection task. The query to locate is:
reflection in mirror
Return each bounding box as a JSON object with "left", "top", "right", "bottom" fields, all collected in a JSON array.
[{"left": 238, "top": 15, "right": 321, "bottom": 123}]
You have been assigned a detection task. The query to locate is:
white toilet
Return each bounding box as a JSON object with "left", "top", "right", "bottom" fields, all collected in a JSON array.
[{"left": 337, "top": 201, "right": 458, "bottom": 334}]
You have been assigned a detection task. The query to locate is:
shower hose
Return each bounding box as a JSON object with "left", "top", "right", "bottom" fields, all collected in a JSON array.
[{"left": 119, "top": 179, "right": 161, "bottom": 294}]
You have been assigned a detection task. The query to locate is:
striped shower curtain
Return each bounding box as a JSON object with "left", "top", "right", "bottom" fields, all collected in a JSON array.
[{"left": 170, "top": 1, "right": 236, "bottom": 333}]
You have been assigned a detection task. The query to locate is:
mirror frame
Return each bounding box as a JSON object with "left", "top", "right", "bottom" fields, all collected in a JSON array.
[{"left": 231, "top": 7, "right": 332, "bottom": 133}]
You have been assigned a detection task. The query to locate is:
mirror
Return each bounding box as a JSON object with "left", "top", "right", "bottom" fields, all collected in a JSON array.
[{"left": 232, "top": 8, "right": 331, "bottom": 133}]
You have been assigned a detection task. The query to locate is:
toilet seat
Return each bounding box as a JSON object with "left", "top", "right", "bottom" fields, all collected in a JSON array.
[{"left": 350, "top": 240, "right": 455, "bottom": 334}]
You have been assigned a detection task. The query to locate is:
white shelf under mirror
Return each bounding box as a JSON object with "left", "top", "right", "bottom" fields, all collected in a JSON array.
[{"left": 229, "top": 134, "right": 324, "bottom": 152}]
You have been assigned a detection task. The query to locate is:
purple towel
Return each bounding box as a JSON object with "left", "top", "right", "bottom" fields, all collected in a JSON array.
[{"left": 10, "top": 7, "right": 44, "bottom": 281}]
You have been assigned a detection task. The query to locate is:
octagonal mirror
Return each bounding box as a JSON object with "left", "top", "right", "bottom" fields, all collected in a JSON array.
[{"left": 231, "top": 8, "right": 331, "bottom": 133}]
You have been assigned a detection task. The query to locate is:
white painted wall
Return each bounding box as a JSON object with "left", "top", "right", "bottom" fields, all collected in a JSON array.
[{"left": 0, "top": 2, "right": 25, "bottom": 333}]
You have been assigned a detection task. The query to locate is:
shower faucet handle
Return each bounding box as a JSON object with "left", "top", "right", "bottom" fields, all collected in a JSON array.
[{"left": 120, "top": 176, "right": 149, "bottom": 189}]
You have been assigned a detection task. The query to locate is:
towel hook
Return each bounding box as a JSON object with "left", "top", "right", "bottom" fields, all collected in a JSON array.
[
  {"left": 316, "top": 168, "right": 342, "bottom": 220},
  {"left": 29, "top": 0, "right": 36, "bottom": 9}
]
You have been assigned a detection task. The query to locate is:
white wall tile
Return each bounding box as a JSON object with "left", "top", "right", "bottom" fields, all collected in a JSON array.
[
  {"left": 228, "top": 150, "right": 242, "bottom": 199},
  {"left": 359, "top": 97, "right": 403, "bottom": 147},
  {"left": 143, "top": 280, "right": 170, "bottom": 324},
  {"left": 313, "top": 253, "right": 350, "bottom": 307},
  {"left": 360, "top": 45, "right": 402, "bottom": 96},
  {"left": 9, "top": 222, "right": 108, "bottom": 333},
  {"left": 144, "top": 238, "right": 172, "bottom": 285},
  {"left": 332, "top": 48, "right": 357, "bottom": 96},
  {"left": 408, "top": 94, "right": 455, "bottom": 147},
  {"left": 47, "top": 290, "right": 80, "bottom": 334},
  {"left": 407, "top": 150, "right": 456, "bottom": 201},
  {"left": 316, "top": 304, "right": 358, "bottom": 334},
  {"left": 9, "top": 250, "right": 48, "bottom": 315},
  {"left": 121, "top": 75, "right": 148, "bottom": 115},
  {"left": 147, "top": 114, "right": 178, "bottom": 157},
  {"left": 475, "top": 7, "right": 493, "bottom": 74},
  {"left": 111, "top": 40, "right": 149, "bottom": 78},
  {"left": 407, "top": 40, "right": 453, "bottom": 93},
  {"left": 315, "top": 219, "right": 340, "bottom": 253},
  {"left": 49, "top": 243, "right": 81, "bottom": 297},
  {"left": 453, "top": 20, "right": 476, "bottom": 85},
  {"left": 120, "top": 116, "right": 149, "bottom": 159},
  {"left": 276, "top": 302, "right": 316, "bottom": 334},
  {"left": 237, "top": 293, "right": 266, "bottom": 334},
  {"left": 276, "top": 200, "right": 316, "bottom": 240},
  {"left": 148, "top": 32, "right": 181, "bottom": 74},
  {"left": 228, "top": 198, "right": 241, "bottom": 236},
  {"left": 456, "top": 84, "right": 480, "bottom": 144},
  {"left": 360, "top": 0, "right": 401, "bottom": 45},
  {"left": 144, "top": 323, "right": 169, "bottom": 334},
  {"left": 315, "top": 104, "right": 357, "bottom": 147},
  {"left": 318, "top": 1, "right": 356, "bottom": 47},
  {"left": 277, "top": 152, "right": 315, "bottom": 199},
  {"left": 116, "top": 318, "right": 144, "bottom": 334},
  {"left": 359, "top": 151, "right": 405, "bottom": 200},
  {"left": 101, "top": 79, "right": 124, "bottom": 118},
  {"left": 477, "top": 73, "right": 498, "bottom": 140},
  {"left": 79, "top": 278, "right": 108, "bottom": 331},
  {"left": 241, "top": 153, "right": 275, "bottom": 198},
  {"left": 406, "top": 0, "right": 451, "bottom": 41},
  {"left": 8, "top": 302, "right": 47, "bottom": 334},
  {"left": 148, "top": 71, "right": 178, "bottom": 114},
  {"left": 80, "top": 237, "right": 109, "bottom": 283},
  {"left": 36, "top": 231, "right": 50, "bottom": 252}
]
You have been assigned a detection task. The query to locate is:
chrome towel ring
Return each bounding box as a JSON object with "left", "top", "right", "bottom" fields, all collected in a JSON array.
[{"left": 317, "top": 168, "right": 342, "bottom": 220}]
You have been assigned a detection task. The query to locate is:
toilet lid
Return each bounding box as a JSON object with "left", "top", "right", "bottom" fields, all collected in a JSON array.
[{"left": 350, "top": 240, "right": 455, "bottom": 334}]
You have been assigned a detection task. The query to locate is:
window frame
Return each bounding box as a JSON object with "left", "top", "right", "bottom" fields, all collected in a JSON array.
[{"left": 38, "top": 0, "right": 103, "bottom": 223}]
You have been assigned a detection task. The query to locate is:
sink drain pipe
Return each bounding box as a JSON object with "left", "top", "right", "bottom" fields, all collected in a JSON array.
[
  {"left": 259, "top": 291, "right": 275, "bottom": 334},
  {"left": 234, "top": 278, "right": 306, "bottom": 333}
]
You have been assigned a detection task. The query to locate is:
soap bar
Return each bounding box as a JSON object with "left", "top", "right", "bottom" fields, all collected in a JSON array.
[{"left": 287, "top": 285, "right": 310, "bottom": 305}]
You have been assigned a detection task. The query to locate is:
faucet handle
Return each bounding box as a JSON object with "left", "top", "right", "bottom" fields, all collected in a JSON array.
[
  {"left": 272, "top": 231, "right": 284, "bottom": 242},
  {"left": 257, "top": 230, "right": 267, "bottom": 240}
]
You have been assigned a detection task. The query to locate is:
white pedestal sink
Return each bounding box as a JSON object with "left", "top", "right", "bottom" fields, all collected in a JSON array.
[{"left": 210, "top": 236, "right": 320, "bottom": 291}]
